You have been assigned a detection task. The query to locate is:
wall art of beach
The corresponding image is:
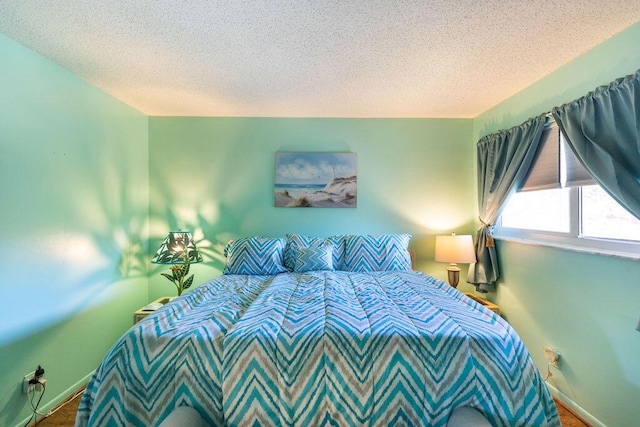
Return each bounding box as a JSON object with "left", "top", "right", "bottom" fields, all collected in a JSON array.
[{"left": 274, "top": 152, "right": 357, "bottom": 208}]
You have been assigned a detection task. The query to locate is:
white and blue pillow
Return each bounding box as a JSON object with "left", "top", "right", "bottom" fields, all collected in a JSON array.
[
  {"left": 223, "top": 234, "right": 411, "bottom": 274},
  {"left": 284, "top": 233, "right": 346, "bottom": 270},
  {"left": 290, "top": 244, "right": 335, "bottom": 273},
  {"left": 223, "top": 237, "right": 288, "bottom": 275},
  {"left": 342, "top": 234, "right": 412, "bottom": 272}
]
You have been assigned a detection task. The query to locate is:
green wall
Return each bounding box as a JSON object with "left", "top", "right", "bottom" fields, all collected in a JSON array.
[
  {"left": 148, "top": 117, "right": 475, "bottom": 299},
  {"left": 473, "top": 22, "right": 640, "bottom": 426},
  {"left": 0, "top": 34, "right": 149, "bottom": 426},
  {"left": 2, "top": 18, "right": 640, "bottom": 427}
]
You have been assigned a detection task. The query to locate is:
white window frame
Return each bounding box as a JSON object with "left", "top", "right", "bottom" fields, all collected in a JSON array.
[{"left": 495, "top": 186, "right": 640, "bottom": 260}]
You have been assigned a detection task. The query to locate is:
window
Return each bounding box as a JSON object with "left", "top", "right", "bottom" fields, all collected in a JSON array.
[
  {"left": 496, "top": 122, "right": 640, "bottom": 258},
  {"left": 581, "top": 185, "right": 640, "bottom": 241},
  {"left": 501, "top": 188, "right": 570, "bottom": 233}
]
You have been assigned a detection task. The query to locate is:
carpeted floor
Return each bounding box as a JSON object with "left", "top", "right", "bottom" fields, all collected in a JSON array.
[
  {"left": 34, "top": 389, "right": 589, "bottom": 426},
  {"left": 554, "top": 398, "right": 592, "bottom": 427},
  {"left": 32, "top": 389, "right": 82, "bottom": 427}
]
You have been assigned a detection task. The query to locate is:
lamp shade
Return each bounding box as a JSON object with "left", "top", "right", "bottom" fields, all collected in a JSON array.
[
  {"left": 434, "top": 234, "right": 476, "bottom": 264},
  {"left": 151, "top": 231, "right": 203, "bottom": 265}
]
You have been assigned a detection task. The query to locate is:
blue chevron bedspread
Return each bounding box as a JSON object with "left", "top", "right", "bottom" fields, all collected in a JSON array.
[{"left": 76, "top": 271, "right": 559, "bottom": 426}]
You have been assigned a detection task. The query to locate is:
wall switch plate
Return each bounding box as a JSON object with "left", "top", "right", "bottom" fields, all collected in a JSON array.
[{"left": 636, "top": 317, "right": 640, "bottom": 332}]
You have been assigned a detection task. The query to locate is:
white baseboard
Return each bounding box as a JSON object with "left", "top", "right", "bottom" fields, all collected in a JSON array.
[
  {"left": 15, "top": 370, "right": 94, "bottom": 427},
  {"left": 547, "top": 383, "right": 606, "bottom": 427},
  {"left": 17, "top": 372, "right": 601, "bottom": 427}
]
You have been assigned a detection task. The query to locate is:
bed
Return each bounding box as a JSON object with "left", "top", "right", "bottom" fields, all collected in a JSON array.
[{"left": 75, "top": 234, "right": 559, "bottom": 426}]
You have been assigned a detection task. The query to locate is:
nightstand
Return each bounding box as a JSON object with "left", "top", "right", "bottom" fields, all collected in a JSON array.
[
  {"left": 464, "top": 292, "right": 500, "bottom": 315},
  {"left": 133, "top": 296, "right": 174, "bottom": 324}
]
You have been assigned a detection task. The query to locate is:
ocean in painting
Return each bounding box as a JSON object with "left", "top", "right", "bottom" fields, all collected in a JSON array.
[{"left": 274, "top": 183, "right": 326, "bottom": 199}]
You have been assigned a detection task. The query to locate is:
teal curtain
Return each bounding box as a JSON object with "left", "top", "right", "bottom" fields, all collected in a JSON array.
[
  {"left": 468, "top": 115, "right": 547, "bottom": 292},
  {"left": 552, "top": 69, "right": 640, "bottom": 219}
]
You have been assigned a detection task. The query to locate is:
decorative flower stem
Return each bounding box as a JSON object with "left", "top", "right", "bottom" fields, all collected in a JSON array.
[{"left": 160, "top": 255, "right": 195, "bottom": 296}]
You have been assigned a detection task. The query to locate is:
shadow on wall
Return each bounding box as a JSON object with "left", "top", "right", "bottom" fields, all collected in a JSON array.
[
  {"left": 148, "top": 205, "right": 234, "bottom": 279},
  {"left": 146, "top": 117, "right": 478, "bottom": 282},
  {"left": 1, "top": 182, "right": 149, "bottom": 349},
  {"left": 0, "top": 291, "right": 142, "bottom": 426}
]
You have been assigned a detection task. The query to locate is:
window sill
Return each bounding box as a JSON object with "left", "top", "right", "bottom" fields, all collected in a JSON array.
[{"left": 493, "top": 233, "right": 640, "bottom": 261}]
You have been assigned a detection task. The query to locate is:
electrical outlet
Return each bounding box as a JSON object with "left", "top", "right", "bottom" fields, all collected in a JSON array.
[
  {"left": 22, "top": 367, "right": 46, "bottom": 394},
  {"left": 543, "top": 347, "right": 560, "bottom": 368},
  {"left": 24, "top": 378, "right": 46, "bottom": 393}
]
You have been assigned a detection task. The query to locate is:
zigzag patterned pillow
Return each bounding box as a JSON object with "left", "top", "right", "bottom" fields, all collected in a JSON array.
[
  {"left": 342, "top": 234, "right": 412, "bottom": 272},
  {"left": 284, "top": 233, "right": 346, "bottom": 270},
  {"left": 223, "top": 237, "right": 288, "bottom": 275},
  {"left": 291, "top": 244, "right": 335, "bottom": 272}
]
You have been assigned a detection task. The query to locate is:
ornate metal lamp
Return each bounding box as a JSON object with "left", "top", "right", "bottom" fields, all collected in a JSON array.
[{"left": 151, "top": 231, "right": 203, "bottom": 296}]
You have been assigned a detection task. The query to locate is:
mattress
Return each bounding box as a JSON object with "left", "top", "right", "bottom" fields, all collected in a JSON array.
[{"left": 76, "top": 270, "right": 559, "bottom": 426}]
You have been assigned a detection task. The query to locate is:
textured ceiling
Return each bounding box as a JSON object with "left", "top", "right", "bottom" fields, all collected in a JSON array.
[{"left": 1, "top": 1, "right": 639, "bottom": 118}]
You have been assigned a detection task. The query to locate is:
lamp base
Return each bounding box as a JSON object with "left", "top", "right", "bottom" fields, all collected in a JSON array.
[{"left": 446, "top": 263, "right": 461, "bottom": 288}]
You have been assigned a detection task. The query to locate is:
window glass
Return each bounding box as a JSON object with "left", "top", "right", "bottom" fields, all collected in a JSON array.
[
  {"left": 581, "top": 185, "right": 640, "bottom": 241},
  {"left": 501, "top": 188, "right": 570, "bottom": 233}
]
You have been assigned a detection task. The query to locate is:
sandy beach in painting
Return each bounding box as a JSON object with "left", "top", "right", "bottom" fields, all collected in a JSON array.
[{"left": 275, "top": 176, "right": 357, "bottom": 207}]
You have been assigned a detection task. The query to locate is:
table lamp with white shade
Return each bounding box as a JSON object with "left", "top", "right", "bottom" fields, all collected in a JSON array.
[{"left": 434, "top": 233, "right": 476, "bottom": 288}]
